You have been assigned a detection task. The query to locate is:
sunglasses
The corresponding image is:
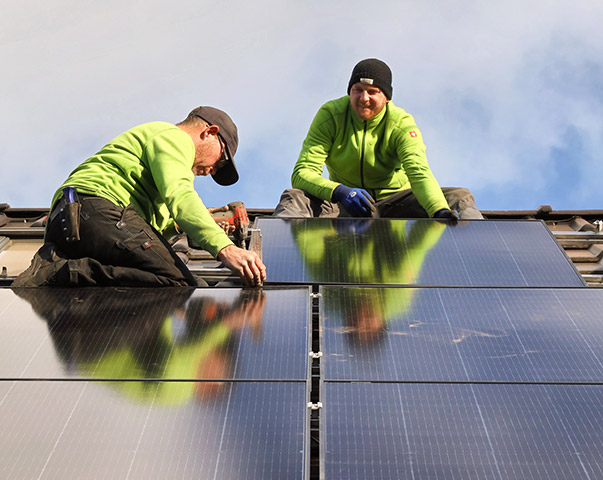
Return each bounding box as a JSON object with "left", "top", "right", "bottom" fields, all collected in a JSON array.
[{"left": 215, "top": 135, "right": 229, "bottom": 170}]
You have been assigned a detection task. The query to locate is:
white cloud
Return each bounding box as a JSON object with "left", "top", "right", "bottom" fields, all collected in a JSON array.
[{"left": 2, "top": 0, "right": 603, "bottom": 210}]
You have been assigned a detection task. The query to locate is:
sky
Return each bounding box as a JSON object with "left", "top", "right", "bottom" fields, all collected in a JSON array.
[{"left": 1, "top": 0, "right": 602, "bottom": 211}]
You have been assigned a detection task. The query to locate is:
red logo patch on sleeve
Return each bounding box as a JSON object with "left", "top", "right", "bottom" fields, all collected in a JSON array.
[{"left": 409, "top": 131, "right": 417, "bottom": 137}]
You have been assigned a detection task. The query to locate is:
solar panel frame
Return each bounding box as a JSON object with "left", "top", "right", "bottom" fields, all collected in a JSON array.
[
  {"left": 0, "top": 379, "right": 309, "bottom": 479},
  {"left": 0, "top": 286, "right": 312, "bottom": 381},
  {"left": 320, "top": 286, "right": 603, "bottom": 382},
  {"left": 2, "top": 215, "right": 600, "bottom": 479},
  {"left": 321, "top": 382, "right": 603, "bottom": 480},
  {"left": 255, "top": 217, "right": 584, "bottom": 287}
]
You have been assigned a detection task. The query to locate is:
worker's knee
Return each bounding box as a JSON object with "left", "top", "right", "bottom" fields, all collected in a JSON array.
[
  {"left": 274, "top": 189, "right": 309, "bottom": 217},
  {"left": 274, "top": 189, "right": 338, "bottom": 218},
  {"left": 441, "top": 187, "right": 482, "bottom": 219}
]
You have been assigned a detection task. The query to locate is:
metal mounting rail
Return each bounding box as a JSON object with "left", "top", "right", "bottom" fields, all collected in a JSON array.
[
  {"left": 0, "top": 227, "right": 45, "bottom": 238},
  {"left": 552, "top": 231, "right": 603, "bottom": 241}
]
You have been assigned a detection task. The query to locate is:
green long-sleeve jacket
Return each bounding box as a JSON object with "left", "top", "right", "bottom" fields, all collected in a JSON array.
[
  {"left": 52, "top": 122, "right": 232, "bottom": 257},
  {"left": 291, "top": 96, "right": 449, "bottom": 217}
]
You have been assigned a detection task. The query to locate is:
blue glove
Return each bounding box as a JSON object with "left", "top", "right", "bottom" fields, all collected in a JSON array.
[
  {"left": 332, "top": 185, "right": 376, "bottom": 217},
  {"left": 433, "top": 208, "right": 459, "bottom": 224}
]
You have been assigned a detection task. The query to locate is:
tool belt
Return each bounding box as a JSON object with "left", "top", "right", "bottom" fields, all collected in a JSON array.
[{"left": 48, "top": 187, "right": 82, "bottom": 243}]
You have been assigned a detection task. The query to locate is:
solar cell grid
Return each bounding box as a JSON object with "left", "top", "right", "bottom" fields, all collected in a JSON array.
[
  {"left": 2, "top": 217, "right": 601, "bottom": 479},
  {"left": 0, "top": 287, "right": 310, "bottom": 381},
  {"left": 322, "top": 287, "right": 603, "bottom": 382},
  {"left": 256, "top": 217, "right": 584, "bottom": 286},
  {"left": 322, "top": 382, "right": 603, "bottom": 480},
  {"left": 0, "top": 380, "right": 307, "bottom": 479}
]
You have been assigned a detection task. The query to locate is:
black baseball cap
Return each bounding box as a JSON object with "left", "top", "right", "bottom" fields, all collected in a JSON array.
[{"left": 189, "top": 106, "right": 239, "bottom": 186}]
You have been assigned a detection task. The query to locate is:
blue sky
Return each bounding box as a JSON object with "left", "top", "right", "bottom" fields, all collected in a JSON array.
[{"left": 1, "top": 0, "right": 602, "bottom": 211}]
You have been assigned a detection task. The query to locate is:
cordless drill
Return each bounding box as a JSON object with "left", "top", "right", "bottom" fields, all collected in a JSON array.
[{"left": 209, "top": 201, "right": 249, "bottom": 247}]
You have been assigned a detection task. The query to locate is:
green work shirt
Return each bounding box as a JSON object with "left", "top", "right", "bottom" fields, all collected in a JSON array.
[
  {"left": 52, "top": 122, "right": 232, "bottom": 257},
  {"left": 291, "top": 96, "right": 449, "bottom": 216}
]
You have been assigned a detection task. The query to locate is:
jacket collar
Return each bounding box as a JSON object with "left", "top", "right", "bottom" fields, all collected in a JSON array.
[{"left": 349, "top": 101, "right": 388, "bottom": 129}]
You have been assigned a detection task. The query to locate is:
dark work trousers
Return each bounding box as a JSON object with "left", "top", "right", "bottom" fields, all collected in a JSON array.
[
  {"left": 15, "top": 195, "right": 197, "bottom": 287},
  {"left": 273, "top": 187, "right": 483, "bottom": 219}
]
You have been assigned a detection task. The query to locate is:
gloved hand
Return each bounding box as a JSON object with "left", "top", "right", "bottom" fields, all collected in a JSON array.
[
  {"left": 433, "top": 208, "right": 459, "bottom": 224},
  {"left": 332, "top": 185, "right": 376, "bottom": 217}
]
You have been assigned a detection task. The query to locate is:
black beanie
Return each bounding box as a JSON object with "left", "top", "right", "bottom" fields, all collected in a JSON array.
[{"left": 347, "top": 58, "right": 393, "bottom": 100}]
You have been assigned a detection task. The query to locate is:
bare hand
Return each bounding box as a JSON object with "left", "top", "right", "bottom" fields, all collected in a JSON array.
[
  {"left": 207, "top": 206, "right": 229, "bottom": 214},
  {"left": 217, "top": 245, "right": 267, "bottom": 286},
  {"left": 207, "top": 207, "right": 236, "bottom": 235},
  {"left": 215, "top": 220, "right": 236, "bottom": 235}
]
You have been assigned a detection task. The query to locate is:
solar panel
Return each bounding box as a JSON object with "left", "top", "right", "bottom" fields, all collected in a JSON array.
[
  {"left": 2, "top": 215, "right": 600, "bottom": 479},
  {"left": 322, "top": 382, "right": 603, "bottom": 479},
  {"left": 0, "top": 287, "right": 310, "bottom": 380},
  {"left": 256, "top": 217, "right": 584, "bottom": 286},
  {"left": 322, "top": 286, "right": 603, "bottom": 382},
  {"left": 0, "top": 380, "right": 307, "bottom": 479}
]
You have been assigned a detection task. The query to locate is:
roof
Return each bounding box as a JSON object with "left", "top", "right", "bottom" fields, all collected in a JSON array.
[{"left": 2, "top": 203, "right": 602, "bottom": 286}]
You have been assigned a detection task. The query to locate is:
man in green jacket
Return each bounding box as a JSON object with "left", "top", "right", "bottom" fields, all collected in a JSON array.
[
  {"left": 15, "top": 106, "right": 266, "bottom": 287},
  {"left": 273, "top": 59, "right": 482, "bottom": 220}
]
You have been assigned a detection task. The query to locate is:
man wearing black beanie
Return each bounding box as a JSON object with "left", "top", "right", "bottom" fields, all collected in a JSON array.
[{"left": 274, "top": 58, "right": 481, "bottom": 220}]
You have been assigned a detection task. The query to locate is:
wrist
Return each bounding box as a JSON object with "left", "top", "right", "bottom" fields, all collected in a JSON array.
[
  {"left": 217, "top": 243, "right": 235, "bottom": 259},
  {"left": 332, "top": 184, "right": 349, "bottom": 202}
]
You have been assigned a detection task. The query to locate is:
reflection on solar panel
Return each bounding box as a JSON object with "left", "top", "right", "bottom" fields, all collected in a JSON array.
[
  {"left": 3, "top": 216, "right": 602, "bottom": 478},
  {"left": 322, "top": 287, "right": 603, "bottom": 382},
  {"left": 0, "top": 381, "right": 307, "bottom": 479},
  {"left": 322, "top": 382, "right": 603, "bottom": 479},
  {"left": 0, "top": 287, "right": 310, "bottom": 380},
  {"left": 256, "top": 217, "right": 584, "bottom": 286}
]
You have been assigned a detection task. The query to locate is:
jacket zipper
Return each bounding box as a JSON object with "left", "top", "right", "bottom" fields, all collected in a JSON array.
[{"left": 360, "top": 121, "right": 367, "bottom": 189}]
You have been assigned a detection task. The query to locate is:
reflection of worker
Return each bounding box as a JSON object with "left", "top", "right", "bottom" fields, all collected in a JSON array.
[
  {"left": 186, "top": 291, "right": 266, "bottom": 399},
  {"left": 292, "top": 218, "right": 445, "bottom": 283},
  {"left": 14, "top": 106, "right": 266, "bottom": 288},
  {"left": 343, "top": 295, "right": 388, "bottom": 344},
  {"left": 12, "top": 287, "right": 193, "bottom": 370},
  {"left": 13, "top": 286, "right": 266, "bottom": 404},
  {"left": 274, "top": 59, "right": 482, "bottom": 220},
  {"left": 292, "top": 219, "right": 445, "bottom": 341}
]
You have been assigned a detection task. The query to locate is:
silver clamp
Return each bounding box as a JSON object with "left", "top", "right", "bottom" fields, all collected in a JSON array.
[{"left": 307, "top": 402, "right": 323, "bottom": 410}]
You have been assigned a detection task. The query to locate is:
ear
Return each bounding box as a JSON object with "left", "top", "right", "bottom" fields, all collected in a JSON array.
[{"left": 199, "top": 124, "right": 220, "bottom": 140}]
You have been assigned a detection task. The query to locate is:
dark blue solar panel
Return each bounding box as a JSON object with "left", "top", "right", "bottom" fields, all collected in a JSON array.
[
  {"left": 322, "top": 382, "right": 603, "bottom": 480},
  {"left": 0, "top": 380, "right": 307, "bottom": 479},
  {"left": 322, "top": 287, "right": 603, "bottom": 382},
  {"left": 256, "top": 217, "right": 584, "bottom": 286},
  {"left": 0, "top": 287, "right": 310, "bottom": 380},
  {"left": 2, "top": 214, "right": 598, "bottom": 480}
]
